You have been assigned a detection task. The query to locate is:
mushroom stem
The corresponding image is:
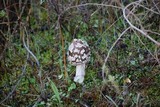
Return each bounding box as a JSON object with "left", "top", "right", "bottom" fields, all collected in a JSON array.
[{"left": 74, "top": 63, "right": 85, "bottom": 84}]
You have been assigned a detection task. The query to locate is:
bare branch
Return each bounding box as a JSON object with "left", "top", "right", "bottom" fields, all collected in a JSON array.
[
  {"left": 123, "top": 0, "right": 160, "bottom": 46},
  {"left": 102, "top": 27, "right": 131, "bottom": 80}
]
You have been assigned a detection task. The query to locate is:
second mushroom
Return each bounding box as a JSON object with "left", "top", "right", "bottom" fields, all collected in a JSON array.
[{"left": 67, "top": 39, "right": 91, "bottom": 84}]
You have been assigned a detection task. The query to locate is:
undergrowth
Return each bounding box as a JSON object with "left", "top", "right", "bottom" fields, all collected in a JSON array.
[{"left": 0, "top": 0, "right": 160, "bottom": 106}]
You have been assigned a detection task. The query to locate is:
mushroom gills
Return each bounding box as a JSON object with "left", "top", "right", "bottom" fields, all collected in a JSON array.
[{"left": 74, "top": 63, "right": 85, "bottom": 84}]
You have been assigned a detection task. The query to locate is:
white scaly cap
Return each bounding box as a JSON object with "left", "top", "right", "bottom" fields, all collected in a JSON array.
[{"left": 68, "top": 39, "right": 90, "bottom": 84}]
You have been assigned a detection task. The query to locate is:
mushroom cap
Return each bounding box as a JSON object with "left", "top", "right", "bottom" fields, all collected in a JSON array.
[{"left": 67, "top": 39, "right": 90, "bottom": 66}]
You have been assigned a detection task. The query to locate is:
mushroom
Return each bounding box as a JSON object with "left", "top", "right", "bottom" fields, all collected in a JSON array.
[{"left": 67, "top": 39, "right": 91, "bottom": 84}]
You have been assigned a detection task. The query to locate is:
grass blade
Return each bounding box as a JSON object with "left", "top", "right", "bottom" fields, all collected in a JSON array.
[{"left": 48, "top": 78, "right": 61, "bottom": 103}]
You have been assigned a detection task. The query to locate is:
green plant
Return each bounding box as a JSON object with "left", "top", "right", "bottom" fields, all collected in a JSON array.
[{"left": 48, "top": 78, "right": 61, "bottom": 104}]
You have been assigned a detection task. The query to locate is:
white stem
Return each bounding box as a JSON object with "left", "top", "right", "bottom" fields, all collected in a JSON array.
[{"left": 74, "top": 64, "right": 85, "bottom": 84}]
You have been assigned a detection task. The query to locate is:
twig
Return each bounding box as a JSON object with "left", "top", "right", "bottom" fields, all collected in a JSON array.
[
  {"left": 61, "top": 2, "right": 122, "bottom": 16},
  {"left": 58, "top": 21, "right": 68, "bottom": 79},
  {"left": 23, "top": 25, "right": 45, "bottom": 99},
  {"left": 23, "top": 26, "right": 40, "bottom": 68},
  {"left": 136, "top": 93, "right": 140, "bottom": 107},
  {"left": 56, "top": 3, "right": 122, "bottom": 28},
  {"left": 11, "top": 0, "right": 28, "bottom": 35},
  {"left": 0, "top": 63, "right": 27, "bottom": 104},
  {"left": 101, "top": 93, "right": 118, "bottom": 107},
  {"left": 91, "top": 1, "right": 109, "bottom": 16},
  {"left": 133, "top": 30, "right": 160, "bottom": 65},
  {"left": 0, "top": 24, "right": 29, "bottom": 104},
  {"left": 123, "top": 0, "right": 160, "bottom": 46},
  {"left": 102, "top": 27, "right": 131, "bottom": 80},
  {"left": 3, "top": 0, "right": 11, "bottom": 35},
  {"left": 153, "top": 0, "right": 160, "bottom": 14},
  {"left": 134, "top": 2, "right": 160, "bottom": 15}
]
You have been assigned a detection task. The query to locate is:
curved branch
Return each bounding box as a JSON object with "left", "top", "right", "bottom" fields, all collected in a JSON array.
[
  {"left": 123, "top": 1, "right": 160, "bottom": 46},
  {"left": 102, "top": 27, "right": 131, "bottom": 80}
]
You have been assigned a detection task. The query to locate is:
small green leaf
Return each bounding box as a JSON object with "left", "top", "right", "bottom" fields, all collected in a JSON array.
[
  {"left": 48, "top": 78, "right": 61, "bottom": 103},
  {"left": 58, "top": 74, "right": 63, "bottom": 79},
  {"left": 30, "top": 78, "right": 36, "bottom": 84},
  {"left": 108, "top": 75, "right": 115, "bottom": 82},
  {"left": 130, "top": 60, "right": 136, "bottom": 65},
  {"left": 68, "top": 83, "right": 76, "bottom": 92},
  {"left": 0, "top": 10, "right": 6, "bottom": 17}
]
